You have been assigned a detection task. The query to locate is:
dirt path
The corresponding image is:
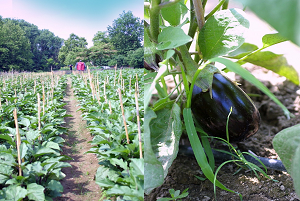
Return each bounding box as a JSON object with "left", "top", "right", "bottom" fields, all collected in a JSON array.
[{"left": 54, "top": 77, "right": 102, "bottom": 201}]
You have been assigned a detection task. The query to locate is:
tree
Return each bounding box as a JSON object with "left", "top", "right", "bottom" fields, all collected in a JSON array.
[
  {"left": 89, "top": 32, "right": 116, "bottom": 66},
  {"left": 0, "top": 18, "right": 63, "bottom": 71},
  {"left": 107, "top": 11, "right": 143, "bottom": 55},
  {"left": 58, "top": 33, "right": 88, "bottom": 65},
  {"left": 33, "top": 29, "right": 63, "bottom": 70},
  {"left": 0, "top": 20, "right": 33, "bottom": 71},
  {"left": 93, "top": 31, "right": 110, "bottom": 45},
  {"left": 108, "top": 54, "right": 127, "bottom": 67},
  {"left": 126, "top": 47, "right": 144, "bottom": 68}
]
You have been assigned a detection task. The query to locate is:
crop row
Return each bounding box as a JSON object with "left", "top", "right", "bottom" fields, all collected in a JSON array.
[
  {"left": 0, "top": 72, "right": 70, "bottom": 200},
  {"left": 71, "top": 69, "right": 144, "bottom": 200}
]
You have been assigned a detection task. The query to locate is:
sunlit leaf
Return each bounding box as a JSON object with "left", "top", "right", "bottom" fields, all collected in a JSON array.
[{"left": 199, "top": 8, "right": 249, "bottom": 59}]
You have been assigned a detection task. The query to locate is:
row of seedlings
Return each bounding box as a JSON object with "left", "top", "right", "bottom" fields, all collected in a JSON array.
[
  {"left": 0, "top": 72, "right": 71, "bottom": 200},
  {"left": 71, "top": 68, "right": 144, "bottom": 200}
]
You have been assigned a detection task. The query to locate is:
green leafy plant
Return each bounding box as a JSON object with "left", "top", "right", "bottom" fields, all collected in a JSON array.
[
  {"left": 0, "top": 73, "right": 71, "bottom": 200},
  {"left": 157, "top": 188, "right": 189, "bottom": 201},
  {"left": 72, "top": 69, "right": 144, "bottom": 200},
  {"left": 144, "top": 0, "right": 299, "bottom": 198},
  {"left": 239, "top": 0, "right": 300, "bottom": 198}
]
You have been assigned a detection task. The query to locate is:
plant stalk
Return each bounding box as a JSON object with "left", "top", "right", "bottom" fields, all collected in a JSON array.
[
  {"left": 150, "top": 0, "right": 161, "bottom": 42},
  {"left": 192, "top": 0, "right": 205, "bottom": 31}
]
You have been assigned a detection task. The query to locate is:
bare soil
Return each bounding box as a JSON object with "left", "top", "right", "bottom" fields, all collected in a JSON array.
[
  {"left": 145, "top": 66, "right": 300, "bottom": 201},
  {"left": 54, "top": 78, "right": 102, "bottom": 201}
]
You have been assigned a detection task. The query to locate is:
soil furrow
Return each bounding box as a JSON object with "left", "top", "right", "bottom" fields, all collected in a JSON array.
[{"left": 54, "top": 77, "right": 102, "bottom": 201}]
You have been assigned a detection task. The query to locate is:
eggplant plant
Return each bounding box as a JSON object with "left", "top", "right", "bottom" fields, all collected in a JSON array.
[
  {"left": 0, "top": 73, "right": 71, "bottom": 200},
  {"left": 71, "top": 69, "right": 144, "bottom": 200},
  {"left": 144, "top": 0, "right": 300, "bottom": 198}
]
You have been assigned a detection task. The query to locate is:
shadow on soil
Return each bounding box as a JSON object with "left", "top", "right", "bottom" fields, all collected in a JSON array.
[{"left": 53, "top": 79, "right": 99, "bottom": 201}]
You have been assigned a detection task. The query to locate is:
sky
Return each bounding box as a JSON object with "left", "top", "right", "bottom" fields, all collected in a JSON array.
[{"left": 0, "top": 0, "right": 144, "bottom": 47}]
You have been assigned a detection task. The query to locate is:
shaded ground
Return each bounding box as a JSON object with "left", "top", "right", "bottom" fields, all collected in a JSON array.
[
  {"left": 145, "top": 66, "right": 300, "bottom": 201},
  {"left": 54, "top": 77, "right": 102, "bottom": 201}
]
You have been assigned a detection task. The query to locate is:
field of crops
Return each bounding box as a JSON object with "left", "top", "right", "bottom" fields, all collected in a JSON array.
[{"left": 0, "top": 68, "right": 144, "bottom": 200}]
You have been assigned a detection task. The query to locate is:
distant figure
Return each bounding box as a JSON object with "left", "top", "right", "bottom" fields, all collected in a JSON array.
[
  {"left": 75, "top": 60, "right": 86, "bottom": 71},
  {"left": 69, "top": 64, "right": 73, "bottom": 71}
]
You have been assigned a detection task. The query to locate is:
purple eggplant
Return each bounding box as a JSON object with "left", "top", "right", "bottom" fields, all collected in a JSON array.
[{"left": 191, "top": 73, "right": 260, "bottom": 141}]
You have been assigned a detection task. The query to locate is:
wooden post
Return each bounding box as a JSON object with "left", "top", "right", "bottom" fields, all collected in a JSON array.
[
  {"left": 136, "top": 74, "right": 139, "bottom": 97},
  {"left": 118, "top": 89, "right": 129, "bottom": 144},
  {"left": 88, "top": 69, "right": 95, "bottom": 100},
  {"left": 135, "top": 84, "right": 143, "bottom": 158},
  {"left": 14, "top": 89, "right": 17, "bottom": 103},
  {"left": 37, "top": 93, "right": 41, "bottom": 137},
  {"left": 109, "top": 100, "right": 112, "bottom": 114},
  {"left": 13, "top": 108, "right": 22, "bottom": 176},
  {"left": 34, "top": 80, "right": 36, "bottom": 94},
  {"left": 104, "top": 81, "right": 107, "bottom": 103},
  {"left": 42, "top": 84, "right": 45, "bottom": 115}
]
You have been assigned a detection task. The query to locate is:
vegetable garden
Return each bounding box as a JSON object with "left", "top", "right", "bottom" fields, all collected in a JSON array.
[
  {"left": 145, "top": 0, "right": 300, "bottom": 200},
  {"left": 0, "top": 68, "right": 144, "bottom": 201}
]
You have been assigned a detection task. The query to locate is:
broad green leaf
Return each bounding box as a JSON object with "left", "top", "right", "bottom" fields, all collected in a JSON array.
[
  {"left": 241, "top": 0, "right": 300, "bottom": 46},
  {"left": 273, "top": 124, "right": 300, "bottom": 198},
  {"left": 25, "top": 161, "right": 46, "bottom": 177},
  {"left": 95, "top": 166, "right": 119, "bottom": 187},
  {"left": 144, "top": 108, "right": 164, "bottom": 195},
  {"left": 144, "top": 65, "right": 167, "bottom": 108},
  {"left": 109, "top": 158, "right": 128, "bottom": 170},
  {"left": 42, "top": 141, "right": 60, "bottom": 150},
  {"left": 262, "top": 33, "right": 287, "bottom": 48},
  {"left": 27, "top": 183, "right": 45, "bottom": 201},
  {"left": 19, "top": 117, "right": 31, "bottom": 128},
  {"left": 194, "top": 64, "right": 220, "bottom": 93},
  {"left": 242, "top": 51, "right": 299, "bottom": 85},
  {"left": 20, "top": 142, "right": 28, "bottom": 159},
  {"left": 150, "top": 103, "right": 182, "bottom": 178},
  {"left": 227, "top": 43, "right": 259, "bottom": 58},
  {"left": 46, "top": 180, "right": 63, "bottom": 192},
  {"left": 161, "top": 2, "right": 182, "bottom": 26},
  {"left": 164, "top": 49, "right": 175, "bottom": 60},
  {"left": 1, "top": 185, "right": 27, "bottom": 201},
  {"left": 0, "top": 165, "right": 13, "bottom": 184},
  {"left": 34, "top": 147, "right": 58, "bottom": 157},
  {"left": 273, "top": 124, "right": 300, "bottom": 174},
  {"left": 157, "top": 27, "right": 192, "bottom": 50},
  {"left": 0, "top": 153, "right": 15, "bottom": 166},
  {"left": 130, "top": 158, "right": 144, "bottom": 178},
  {"left": 161, "top": 0, "right": 187, "bottom": 26},
  {"left": 292, "top": 146, "right": 300, "bottom": 198},
  {"left": 199, "top": 8, "right": 249, "bottom": 59},
  {"left": 0, "top": 134, "right": 15, "bottom": 146},
  {"left": 26, "top": 129, "right": 40, "bottom": 144},
  {"left": 106, "top": 185, "right": 143, "bottom": 199},
  {"left": 209, "top": 57, "right": 291, "bottom": 119}
]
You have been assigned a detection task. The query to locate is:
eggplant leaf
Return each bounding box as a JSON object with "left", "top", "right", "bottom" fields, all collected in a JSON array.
[
  {"left": 144, "top": 108, "right": 164, "bottom": 195},
  {"left": 199, "top": 8, "right": 249, "bottom": 59},
  {"left": 150, "top": 103, "right": 182, "bottom": 177},
  {"left": 262, "top": 33, "right": 288, "bottom": 48},
  {"left": 241, "top": 0, "right": 300, "bottom": 46},
  {"left": 241, "top": 51, "right": 299, "bottom": 85},
  {"left": 157, "top": 27, "right": 192, "bottom": 50},
  {"left": 273, "top": 124, "right": 300, "bottom": 198}
]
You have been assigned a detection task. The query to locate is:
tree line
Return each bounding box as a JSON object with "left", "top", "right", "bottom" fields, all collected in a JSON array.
[{"left": 0, "top": 11, "right": 143, "bottom": 72}]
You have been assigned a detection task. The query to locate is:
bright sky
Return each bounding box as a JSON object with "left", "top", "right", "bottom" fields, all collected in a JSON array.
[{"left": 0, "top": 0, "right": 144, "bottom": 47}]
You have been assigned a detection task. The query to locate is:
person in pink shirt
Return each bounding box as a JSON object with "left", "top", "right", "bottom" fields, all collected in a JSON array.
[{"left": 75, "top": 60, "right": 86, "bottom": 71}]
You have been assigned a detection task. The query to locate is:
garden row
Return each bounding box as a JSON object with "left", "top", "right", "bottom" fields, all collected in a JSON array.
[
  {"left": 0, "top": 72, "right": 70, "bottom": 200},
  {"left": 71, "top": 68, "right": 144, "bottom": 200}
]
